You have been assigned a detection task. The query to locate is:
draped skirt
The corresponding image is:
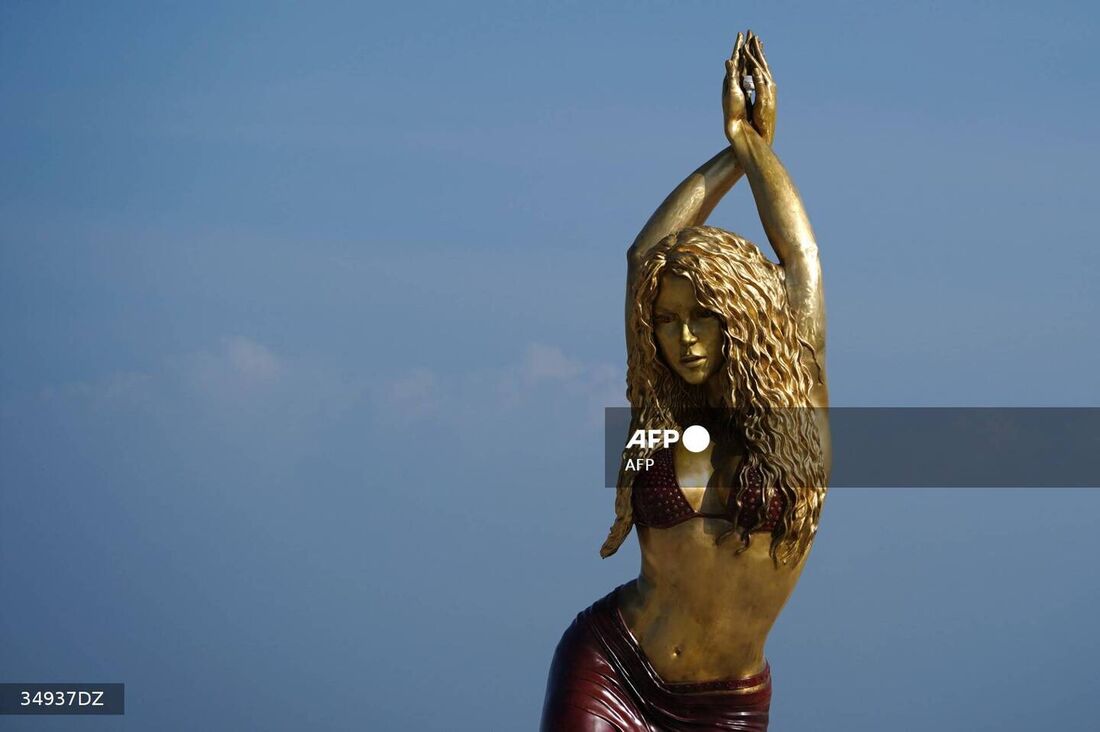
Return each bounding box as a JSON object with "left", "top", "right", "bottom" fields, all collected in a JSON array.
[{"left": 540, "top": 586, "right": 771, "bottom": 731}]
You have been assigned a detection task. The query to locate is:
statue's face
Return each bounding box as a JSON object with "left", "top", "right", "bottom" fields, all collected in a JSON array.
[{"left": 653, "top": 273, "right": 724, "bottom": 386}]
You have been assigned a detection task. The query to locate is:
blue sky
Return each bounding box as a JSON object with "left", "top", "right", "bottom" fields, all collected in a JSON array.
[{"left": 2, "top": 2, "right": 1098, "bottom": 730}]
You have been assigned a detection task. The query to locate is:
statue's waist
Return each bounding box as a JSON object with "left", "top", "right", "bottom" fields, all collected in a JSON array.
[{"left": 618, "top": 582, "right": 780, "bottom": 682}]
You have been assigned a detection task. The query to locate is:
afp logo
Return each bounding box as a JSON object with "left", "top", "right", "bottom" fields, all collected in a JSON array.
[{"left": 624, "top": 424, "right": 711, "bottom": 470}]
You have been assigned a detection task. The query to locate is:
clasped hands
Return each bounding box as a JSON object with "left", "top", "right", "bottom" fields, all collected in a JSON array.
[{"left": 723, "top": 30, "right": 775, "bottom": 146}]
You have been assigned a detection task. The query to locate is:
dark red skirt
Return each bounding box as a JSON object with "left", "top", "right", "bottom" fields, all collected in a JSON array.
[{"left": 540, "top": 586, "right": 772, "bottom": 731}]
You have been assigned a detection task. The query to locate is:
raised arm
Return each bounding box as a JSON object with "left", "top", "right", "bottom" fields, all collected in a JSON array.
[
  {"left": 726, "top": 36, "right": 825, "bottom": 361},
  {"left": 627, "top": 149, "right": 743, "bottom": 265},
  {"left": 626, "top": 33, "right": 776, "bottom": 320}
]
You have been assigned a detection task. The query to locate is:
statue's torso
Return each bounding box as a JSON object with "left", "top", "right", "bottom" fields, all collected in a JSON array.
[{"left": 618, "top": 443, "right": 812, "bottom": 682}]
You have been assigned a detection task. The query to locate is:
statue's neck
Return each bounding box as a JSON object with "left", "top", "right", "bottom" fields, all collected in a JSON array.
[{"left": 704, "top": 375, "right": 727, "bottom": 408}]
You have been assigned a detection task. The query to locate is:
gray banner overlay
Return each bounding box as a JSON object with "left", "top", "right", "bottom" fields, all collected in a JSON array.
[
  {"left": 605, "top": 408, "right": 1100, "bottom": 488},
  {"left": 0, "top": 684, "right": 124, "bottom": 715}
]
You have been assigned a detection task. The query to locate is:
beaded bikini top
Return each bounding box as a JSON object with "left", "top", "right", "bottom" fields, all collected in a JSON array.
[{"left": 631, "top": 448, "right": 784, "bottom": 532}]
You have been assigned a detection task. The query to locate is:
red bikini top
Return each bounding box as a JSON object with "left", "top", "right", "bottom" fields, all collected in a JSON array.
[{"left": 631, "top": 448, "right": 784, "bottom": 532}]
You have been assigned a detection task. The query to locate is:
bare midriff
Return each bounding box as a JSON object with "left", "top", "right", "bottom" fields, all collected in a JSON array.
[{"left": 617, "top": 519, "right": 810, "bottom": 683}]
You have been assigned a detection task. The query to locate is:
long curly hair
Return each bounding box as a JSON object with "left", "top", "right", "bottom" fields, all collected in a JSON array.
[{"left": 600, "top": 225, "right": 826, "bottom": 564}]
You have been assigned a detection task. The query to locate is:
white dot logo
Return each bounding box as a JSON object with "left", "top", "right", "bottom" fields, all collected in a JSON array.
[{"left": 682, "top": 424, "right": 710, "bottom": 453}]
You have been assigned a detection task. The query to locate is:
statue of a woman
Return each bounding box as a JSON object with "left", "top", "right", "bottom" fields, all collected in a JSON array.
[{"left": 541, "top": 32, "right": 830, "bottom": 731}]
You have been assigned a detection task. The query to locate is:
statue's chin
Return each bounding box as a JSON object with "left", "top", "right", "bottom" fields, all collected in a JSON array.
[{"left": 675, "top": 369, "right": 711, "bottom": 386}]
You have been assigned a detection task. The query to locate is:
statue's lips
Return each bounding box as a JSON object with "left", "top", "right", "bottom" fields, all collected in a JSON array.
[{"left": 680, "top": 355, "right": 706, "bottom": 366}]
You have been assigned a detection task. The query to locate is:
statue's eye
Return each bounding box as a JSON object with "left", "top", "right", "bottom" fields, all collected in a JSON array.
[{"left": 655, "top": 313, "right": 676, "bottom": 325}]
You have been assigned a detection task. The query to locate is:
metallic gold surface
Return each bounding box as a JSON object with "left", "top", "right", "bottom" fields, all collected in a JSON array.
[
  {"left": 608, "top": 31, "right": 831, "bottom": 683},
  {"left": 653, "top": 273, "right": 726, "bottom": 386}
]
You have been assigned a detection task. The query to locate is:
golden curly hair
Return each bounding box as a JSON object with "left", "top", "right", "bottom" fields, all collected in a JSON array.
[{"left": 601, "top": 225, "right": 826, "bottom": 564}]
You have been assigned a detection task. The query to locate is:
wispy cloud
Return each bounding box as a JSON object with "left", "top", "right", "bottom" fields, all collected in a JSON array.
[
  {"left": 372, "top": 342, "right": 623, "bottom": 435},
  {"left": 381, "top": 368, "right": 439, "bottom": 424},
  {"left": 19, "top": 338, "right": 625, "bottom": 459},
  {"left": 182, "top": 336, "right": 284, "bottom": 399},
  {"left": 521, "top": 343, "right": 583, "bottom": 383}
]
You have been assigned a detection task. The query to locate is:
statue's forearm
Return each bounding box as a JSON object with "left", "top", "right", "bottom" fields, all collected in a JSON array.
[
  {"left": 625, "top": 148, "right": 745, "bottom": 344},
  {"left": 628, "top": 147, "right": 744, "bottom": 261},
  {"left": 728, "top": 121, "right": 825, "bottom": 352},
  {"left": 727, "top": 122, "right": 816, "bottom": 262},
  {"left": 692, "top": 147, "right": 747, "bottom": 226}
]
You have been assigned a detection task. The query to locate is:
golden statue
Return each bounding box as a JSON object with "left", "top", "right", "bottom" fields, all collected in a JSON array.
[{"left": 541, "top": 31, "right": 830, "bottom": 731}]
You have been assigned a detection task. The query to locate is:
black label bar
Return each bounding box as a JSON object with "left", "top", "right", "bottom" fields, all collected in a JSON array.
[{"left": 0, "top": 684, "right": 124, "bottom": 715}]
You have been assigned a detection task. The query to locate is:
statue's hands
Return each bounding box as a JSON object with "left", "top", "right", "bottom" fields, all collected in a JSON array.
[
  {"left": 723, "top": 31, "right": 777, "bottom": 145},
  {"left": 745, "top": 32, "right": 776, "bottom": 144},
  {"left": 723, "top": 32, "right": 750, "bottom": 143}
]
